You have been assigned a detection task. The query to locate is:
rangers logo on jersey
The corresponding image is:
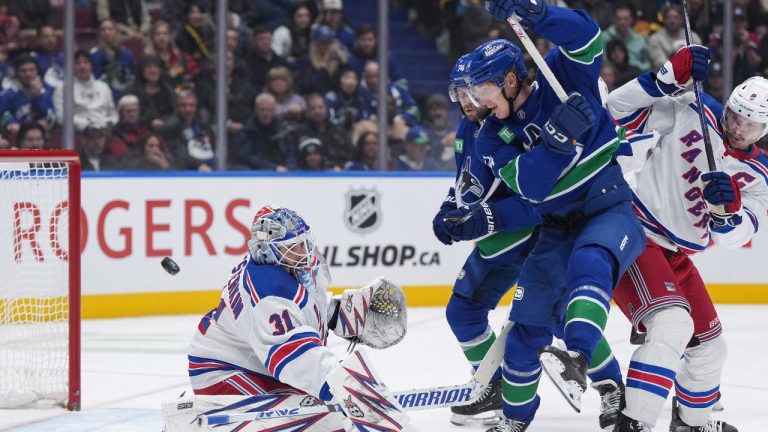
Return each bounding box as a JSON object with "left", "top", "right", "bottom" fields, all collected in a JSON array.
[{"left": 344, "top": 188, "right": 381, "bottom": 234}]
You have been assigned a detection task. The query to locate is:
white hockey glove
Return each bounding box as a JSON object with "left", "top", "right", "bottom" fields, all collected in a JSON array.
[{"left": 328, "top": 277, "right": 407, "bottom": 350}]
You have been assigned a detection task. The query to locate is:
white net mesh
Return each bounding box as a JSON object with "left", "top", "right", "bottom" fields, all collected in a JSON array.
[{"left": 0, "top": 160, "right": 71, "bottom": 408}]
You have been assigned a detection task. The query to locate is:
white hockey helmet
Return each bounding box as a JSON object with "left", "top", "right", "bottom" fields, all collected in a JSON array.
[
  {"left": 723, "top": 76, "right": 768, "bottom": 147},
  {"left": 247, "top": 206, "right": 316, "bottom": 270}
]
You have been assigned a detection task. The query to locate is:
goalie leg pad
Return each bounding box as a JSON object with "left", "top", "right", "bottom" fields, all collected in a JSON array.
[
  {"left": 326, "top": 348, "right": 410, "bottom": 431},
  {"left": 333, "top": 277, "right": 407, "bottom": 349}
]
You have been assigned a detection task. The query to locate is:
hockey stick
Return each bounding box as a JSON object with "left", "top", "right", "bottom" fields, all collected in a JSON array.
[
  {"left": 199, "top": 322, "right": 513, "bottom": 426},
  {"left": 680, "top": 0, "right": 717, "bottom": 173},
  {"left": 506, "top": 14, "right": 568, "bottom": 103},
  {"left": 444, "top": 177, "right": 502, "bottom": 224}
]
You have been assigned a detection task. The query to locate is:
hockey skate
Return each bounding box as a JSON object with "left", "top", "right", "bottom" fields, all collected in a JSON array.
[
  {"left": 591, "top": 379, "right": 625, "bottom": 430},
  {"left": 539, "top": 345, "right": 587, "bottom": 412},
  {"left": 484, "top": 418, "right": 530, "bottom": 432},
  {"left": 669, "top": 397, "right": 738, "bottom": 432},
  {"left": 450, "top": 380, "right": 503, "bottom": 427},
  {"left": 612, "top": 413, "right": 652, "bottom": 432}
]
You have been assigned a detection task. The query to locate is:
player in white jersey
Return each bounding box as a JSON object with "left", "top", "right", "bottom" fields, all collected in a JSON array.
[
  {"left": 186, "top": 205, "right": 408, "bottom": 431},
  {"left": 606, "top": 44, "right": 768, "bottom": 432}
]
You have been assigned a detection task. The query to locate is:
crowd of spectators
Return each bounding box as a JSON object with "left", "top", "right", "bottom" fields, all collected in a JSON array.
[{"left": 1, "top": 0, "right": 767, "bottom": 168}]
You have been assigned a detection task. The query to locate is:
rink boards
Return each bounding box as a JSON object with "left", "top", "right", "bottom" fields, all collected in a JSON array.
[{"left": 6, "top": 171, "right": 768, "bottom": 318}]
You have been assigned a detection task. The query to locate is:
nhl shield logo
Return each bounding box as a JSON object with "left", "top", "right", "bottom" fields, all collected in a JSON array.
[{"left": 344, "top": 188, "right": 381, "bottom": 233}]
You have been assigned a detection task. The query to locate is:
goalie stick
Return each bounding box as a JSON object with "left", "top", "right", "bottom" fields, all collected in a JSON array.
[{"left": 196, "top": 321, "right": 512, "bottom": 426}]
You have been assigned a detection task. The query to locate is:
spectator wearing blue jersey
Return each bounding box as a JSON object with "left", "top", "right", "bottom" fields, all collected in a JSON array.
[
  {"left": 30, "top": 25, "right": 64, "bottom": 90},
  {"left": 359, "top": 61, "right": 420, "bottom": 127},
  {"left": 0, "top": 55, "right": 55, "bottom": 134},
  {"left": 325, "top": 66, "right": 366, "bottom": 131},
  {"left": 319, "top": 0, "right": 354, "bottom": 52},
  {"left": 161, "top": 91, "right": 215, "bottom": 171},
  {"left": 90, "top": 19, "right": 136, "bottom": 100}
]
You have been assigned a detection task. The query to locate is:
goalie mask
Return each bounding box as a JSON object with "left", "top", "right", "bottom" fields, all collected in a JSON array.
[
  {"left": 248, "top": 206, "right": 316, "bottom": 270},
  {"left": 723, "top": 76, "right": 768, "bottom": 149}
]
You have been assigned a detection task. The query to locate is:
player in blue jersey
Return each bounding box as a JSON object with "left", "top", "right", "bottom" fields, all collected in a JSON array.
[
  {"left": 434, "top": 52, "right": 540, "bottom": 428},
  {"left": 435, "top": 48, "right": 627, "bottom": 432},
  {"left": 447, "top": 2, "right": 647, "bottom": 430}
]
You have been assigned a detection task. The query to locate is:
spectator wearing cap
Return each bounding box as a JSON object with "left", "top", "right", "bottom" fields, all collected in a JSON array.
[
  {"left": 123, "top": 132, "right": 178, "bottom": 171},
  {"left": 347, "top": 25, "right": 402, "bottom": 83},
  {"left": 125, "top": 55, "right": 177, "bottom": 129},
  {"left": 176, "top": 2, "right": 215, "bottom": 67},
  {"left": 16, "top": 122, "right": 46, "bottom": 150},
  {"left": 244, "top": 26, "right": 289, "bottom": 91},
  {"left": 96, "top": 0, "right": 150, "bottom": 41},
  {"left": 395, "top": 126, "right": 440, "bottom": 171},
  {"left": 54, "top": 50, "right": 118, "bottom": 132},
  {"left": 602, "top": 5, "right": 651, "bottom": 72},
  {"left": 272, "top": 2, "right": 315, "bottom": 62},
  {"left": 325, "top": 66, "right": 367, "bottom": 131},
  {"left": 107, "top": 94, "right": 150, "bottom": 157},
  {"left": 0, "top": 55, "right": 55, "bottom": 134},
  {"left": 359, "top": 61, "right": 420, "bottom": 127},
  {"left": 704, "top": 61, "right": 725, "bottom": 101},
  {"left": 236, "top": 92, "right": 296, "bottom": 171},
  {"left": 319, "top": 0, "right": 354, "bottom": 52},
  {"left": 297, "top": 136, "right": 326, "bottom": 171},
  {"left": 90, "top": 19, "right": 136, "bottom": 100},
  {"left": 423, "top": 93, "right": 456, "bottom": 170},
  {"left": 265, "top": 66, "right": 306, "bottom": 122},
  {"left": 296, "top": 25, "right": 348, "bottom": 95},
  {"left": 145, "top": 20, "right": 199, "bottom": 88},
  {"left": 79, "top": 126, "right": 119, "bottom": 171},
  {"left": 345, "top": 130, "right": 384, "bottom": 171},
  {"left": 648, "top": 5, "right": 701, "bottom": 70},
  {"left": 161, "top": 91, "right": 215, "bottom": 171},
  {"left": 287, "top": 93, "right": 350, "bottom": 170},
  {"left": 30, "top": 25, "right": 65, "bottom": 90}
]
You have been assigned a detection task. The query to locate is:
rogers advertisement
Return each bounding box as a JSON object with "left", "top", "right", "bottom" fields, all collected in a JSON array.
[{"left": 4, "top": 172, "right": 767, "bottom": 299}]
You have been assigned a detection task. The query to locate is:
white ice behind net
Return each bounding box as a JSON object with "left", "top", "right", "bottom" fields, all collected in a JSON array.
[{"left": 0, "top": 161, "right": 70, "bottom": 408}]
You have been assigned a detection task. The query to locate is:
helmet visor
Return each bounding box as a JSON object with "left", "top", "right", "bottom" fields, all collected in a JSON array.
[
  {"left": 723, "top": 107, "right": 768, "bottom": 148},
  {"left": 468, "top": 81, "right": 503, "bottom": 108},
  {"left": 449, "top": 85, "right": 474, "bottom": 105}
]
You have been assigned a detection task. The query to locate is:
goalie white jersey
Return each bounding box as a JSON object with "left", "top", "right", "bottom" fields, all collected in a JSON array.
[
  {"left": 608, "top": 72, "right": 768, "bottom": 253},
  {"left": 188, "top": 254, "right": 338, "bottom": 401}
]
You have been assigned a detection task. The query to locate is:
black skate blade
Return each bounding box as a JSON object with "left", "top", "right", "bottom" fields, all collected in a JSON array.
[
  {"left": 450, "top": 410, "right": 503, "bottom": 427},
  {"left": 539, "top": 352, "right": 582, "bottom": 413}
]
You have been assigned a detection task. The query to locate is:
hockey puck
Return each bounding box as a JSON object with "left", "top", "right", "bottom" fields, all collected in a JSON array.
[{"left": 161, "top": 257, "right": 180, "bottom": 275}]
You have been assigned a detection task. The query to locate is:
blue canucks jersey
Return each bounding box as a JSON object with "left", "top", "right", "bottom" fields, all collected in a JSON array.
[
  {"left": 477, "top": 7, "right": 629, "bottom": 217},
  {"left": 453, "top": 116, "right": 539, "bottom": 263}
]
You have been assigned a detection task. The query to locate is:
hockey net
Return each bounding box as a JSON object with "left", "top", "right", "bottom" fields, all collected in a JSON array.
[{"left": 0, "top": 150, "right": 81, "bottom": 411}]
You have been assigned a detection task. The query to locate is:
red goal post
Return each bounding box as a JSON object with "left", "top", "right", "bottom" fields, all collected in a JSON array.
[{"left": 0, "top": 150, "right": 81, "bottom": 411}]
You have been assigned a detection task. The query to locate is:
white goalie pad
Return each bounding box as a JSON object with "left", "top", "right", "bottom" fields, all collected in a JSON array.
[
  {"left": 162, "top": 392, "right": 349, "bottom": 432},
  {"left": 327, "top": 348, "right": 410, "bottom": 432},
  {"left": 332, "top": 277, "right": 407, "bottom": 349}
]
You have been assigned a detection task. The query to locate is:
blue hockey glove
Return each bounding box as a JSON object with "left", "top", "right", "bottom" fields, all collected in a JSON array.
[
  {"left": 702, "top": 171, "right": 743, "bottom": 233},
  {"left": 656, "top": 44, "right": 710, "bottom": 96},
  {"left": 483, "top": 0, "right": 547, "bottom": 26},
  {"left": 542, "top": 93, "right": 595, "bottom": 154},
  {"left": 432, "top": 187, "right": 457, "bottom": 245},
  {"left": 440, "top": 201, "right": 505, "bottom": 241}
]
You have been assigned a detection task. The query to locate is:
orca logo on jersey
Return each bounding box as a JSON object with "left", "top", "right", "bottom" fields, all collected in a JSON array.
[
  {"left": 457, "top": 157, "right": 485, "bottom": 205},
  {"left": 344, "top": 188, "right": 382, "bottom": 234}
]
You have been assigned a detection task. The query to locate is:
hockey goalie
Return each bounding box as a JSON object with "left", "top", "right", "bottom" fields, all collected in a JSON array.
[{"left": 163, "top": 206, "right": 409, "bottom": 432}]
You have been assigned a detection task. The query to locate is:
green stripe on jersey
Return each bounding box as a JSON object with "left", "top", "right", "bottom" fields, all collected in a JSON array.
[
  {"left": 589, "top": 337, "right": 613, "bottom": 370},
  {"left": 560, "top": 31, "right": 604, "bottom": 65},
  {"left": 477, "top": 227, "right": 534, "bottom": 258},
  {"left": 498, "top": 159, "right": 522, "bottom": 195},
  {"left": 502, "top": 375, "right": 540, "bottom": 405},
  {"left": 462, "top": 332, "right": 496, "bottom": 363},
  {"left": 544, "top": 137, "right": 621, "bottom": 202},
  {"left": 566, "top": 297, "right": 608, "bottom": 330}
]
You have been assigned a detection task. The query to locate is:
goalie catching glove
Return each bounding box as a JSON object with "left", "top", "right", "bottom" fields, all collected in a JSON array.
[{"left": 328, "top": 277, "right": 407, "bottom": 350}]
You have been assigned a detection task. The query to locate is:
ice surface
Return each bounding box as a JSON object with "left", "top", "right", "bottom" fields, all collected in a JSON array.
[{"left": 0, "top": 306, "right": 765, "bottom": 431}]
